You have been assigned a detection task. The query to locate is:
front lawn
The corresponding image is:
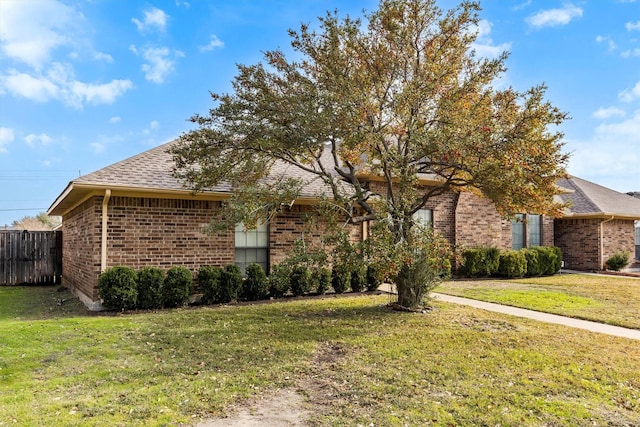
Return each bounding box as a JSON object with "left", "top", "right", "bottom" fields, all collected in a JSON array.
[
  {"left": 0, "top": 286, "right": 639, "bottom": 426},
  {"left": 437, "top": 274, "right": 640, "bottom": 329}
]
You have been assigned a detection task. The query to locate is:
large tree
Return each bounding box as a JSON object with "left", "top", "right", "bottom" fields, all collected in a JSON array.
[{"left": 171, "top": 0, "right": 569, "bottom": 308}]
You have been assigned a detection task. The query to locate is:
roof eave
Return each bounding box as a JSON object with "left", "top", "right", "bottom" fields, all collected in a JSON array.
[
  {"left": 560, "top": 212, "right": 640, "bottom": 221},
  {"left": 48, "top": 182, "right": 232, "bottom": 217}
]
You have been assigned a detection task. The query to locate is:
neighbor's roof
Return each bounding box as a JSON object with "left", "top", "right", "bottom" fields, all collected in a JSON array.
[
  {"left": 48, "top": 140, "right": 338, "bottom": 216},
  {"left": 556, "top": 176, "right": 640, "bottom": 220}
]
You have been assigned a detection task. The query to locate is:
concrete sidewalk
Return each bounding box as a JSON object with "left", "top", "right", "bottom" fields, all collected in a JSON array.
[{"left": 379, "top": 284, "right": 640, "bottom": 340}]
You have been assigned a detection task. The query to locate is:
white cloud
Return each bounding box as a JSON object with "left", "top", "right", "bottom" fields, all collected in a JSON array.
[
  {"left": 512, "top": 0, "right": 532, "bottom": 11},
  {"left": 567, "top": 110, "right": 640, "bottom": 189},
  {"left": 143, "top": 120, "right": 160, "bottom": 136},
  {"left": 89, "top": 134, "right": 124, "bottom": 154},
  {"left": 595, "top": 35, "right": 617, "bottom": 52},
  {"left": 70, "top": 79, "right": 133, "bottom": 107},
  {"left": 471, "top": 20, "right": 511, "bottom": 58},
  {"left": 131, "top": 45, "right": 183, "bottom": 84},
  {"left": 24, "top": 133, "right": 53, "bottom": 147},
  {"left": 0, "top": 64, "right": 133, "bottom": 109},
  {"left": 622, "top": 48, "right": 640, "bottom": 58},
  {"left": 109, "top": 116, "right": 121, "bottom": 124},
  {"left": 0, "top": 70, "right": 59, "bottom": 102},
  {"left": 132, "top": 7, "right": 168, "bottom": 33},
  {"left": 593, "top": 107, "right": 626, "bottom": 119},
  {"left": 619, "top": 81, "right": 640, "bottom": 102},
  {"left": 94, "top": 52, "right": 114, "bottom": 63},
  {"left": 199, "top": 35, "right": 224, "bottom": 52},
  {"left": 626, "top": 21, "right": 640, "bottom": 31},
  {"left": 525, "top": 4, "right": 583, "bottom": 29},
  {"left": 0, "top": 0, "right": 83, "bottom": 69},
  {"left": 0, "top": 127, "right": 15, "bottom": 153}
]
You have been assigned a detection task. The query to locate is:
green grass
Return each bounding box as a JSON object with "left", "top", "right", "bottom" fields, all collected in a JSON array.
[
  {"left": 1, "top": 286, "right": 639, "bottom": 426},
  {"left": 437, "top": 274, "right": 640, "bottom": 329}
]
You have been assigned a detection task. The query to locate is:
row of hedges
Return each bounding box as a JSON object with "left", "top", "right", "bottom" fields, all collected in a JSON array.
[
  {"left": 98, "top": 262, "right": 382, "bottom": 311},
  {"left": 460, "top": 246, "right": 562, "bottom": 279},
  {"left": 98, "top": 266, "right": 194, "bottom": 311}
]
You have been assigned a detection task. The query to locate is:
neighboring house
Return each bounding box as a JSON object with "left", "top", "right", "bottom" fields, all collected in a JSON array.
[
  {"left": 48, "top": 140, "right": 640, "bottom": 309},
  {"left": 630, "top": 192, "right": 640, "bottom": 260},
  {"left": 554, "top": 178, "right": 640, "bottom": 270}
]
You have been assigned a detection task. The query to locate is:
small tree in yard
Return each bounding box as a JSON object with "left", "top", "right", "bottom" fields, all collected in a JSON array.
[{"left": 171, "top": 0, "right": 568, "bottom": 309}]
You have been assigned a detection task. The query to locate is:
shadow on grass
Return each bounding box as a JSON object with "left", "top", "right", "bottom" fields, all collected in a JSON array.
[{"left": 0, "top": 285, "right": 92, "bottom": 321}]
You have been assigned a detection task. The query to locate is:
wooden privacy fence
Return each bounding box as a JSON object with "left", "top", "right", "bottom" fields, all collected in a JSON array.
[{"left": 0, "top": 230, "right": 62, "bottom": 285}]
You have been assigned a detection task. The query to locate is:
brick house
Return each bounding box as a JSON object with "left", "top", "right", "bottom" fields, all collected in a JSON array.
[
  {"left": 48, "top": 141, "right": 639, "bottom": 309},
  {"left": 554, "top": 177, "right": 640, "bottom": 270}
]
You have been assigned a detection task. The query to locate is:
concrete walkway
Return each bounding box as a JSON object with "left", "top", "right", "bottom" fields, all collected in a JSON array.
[{"left": 379, "top": 284, "right": 640, "bottom": 340}]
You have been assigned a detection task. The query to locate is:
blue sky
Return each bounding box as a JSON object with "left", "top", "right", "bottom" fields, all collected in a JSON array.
[{"left": 1, "top": 0, "right": 639, "bottom": 226}]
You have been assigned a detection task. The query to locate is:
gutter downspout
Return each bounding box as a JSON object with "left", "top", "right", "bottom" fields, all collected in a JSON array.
[
  {"left": 101, "top": 189, "right": 111, "bottom": 273},
  {"left": 600, "top": 215, "right": 615, "bottom": 270}
]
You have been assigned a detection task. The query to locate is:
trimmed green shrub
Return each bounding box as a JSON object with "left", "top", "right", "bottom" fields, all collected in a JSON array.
[
  {"left": 460, "top": 247, "right": 500, "bottom": 277},
  {"left": 497, "top": 250, "right": 527, "bottom": 278},
  {"left": 331, "top": 264, "right": 351, "bottom": 294},
  {"left": 521, "top": 248, "right": 542, "bottom": 277},
  {"left": 311, "top": 267, "right": 331, "bottom": 295},
  {"left": 366, "top": 265, "right": 382, "bottom": 292},
  {"left": 98, "top": 266, "right": 138, "bottom": 311},
  {"left": 605, "top": 250, "right": 630, "bottom": 271},
  {"left": 350, "top": 265, "right": 367, "bottom": 292},
  {"left": 551, "top": 246, "right": 563, "bottom": 273},
  {"left": 268, "top": 264, "right": 291, "bottom": 298},
  {"left": 218, "top": 264, "right": 243, "bottom": 303},
  {"left": 531, "top": 246, "right": 562, "bottom": 276},
  {"left": 198, "top": 265, "right": 222, "bottom": 304},
  {"left": 137, "top": 267, "right": 165, "bottom": 309},
  {"left": 290, "top": 265, "right": 311, "bottom": 296},
  {"left": 241, "top": 263, "right": 268, "bottom": 301},
  {"left": 162, "top": 266, "right": 193, "bottom": 308}
]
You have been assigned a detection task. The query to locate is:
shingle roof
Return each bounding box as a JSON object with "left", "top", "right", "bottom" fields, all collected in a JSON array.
[
  {"left": 50, "top": 140, "right": 640, "bottom": 221},
  {"left": 556, "top": 176, "right": 640, "bottom": 219},
  {"left": 49, "top": 140, "right": 339, "bottom": 215}
]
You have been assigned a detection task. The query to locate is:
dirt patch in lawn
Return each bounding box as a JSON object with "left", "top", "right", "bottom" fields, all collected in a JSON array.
[
  {"left": 196, "top": 342, "right": 350, "bottom": 427},
  {"left": 195, "top": 389, "right": 310, "bottom": 427}
]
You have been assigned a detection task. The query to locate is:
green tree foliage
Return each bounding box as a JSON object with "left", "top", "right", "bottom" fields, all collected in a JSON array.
[
  {"left": 171, "top": 0, "right": 568, "bottom": 308},
  {"left": 11, "top": 212, "right": 61, "bottom": 231}
]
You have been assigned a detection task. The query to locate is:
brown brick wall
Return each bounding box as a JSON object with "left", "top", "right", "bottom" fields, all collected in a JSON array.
[
  {"left": 602, "top": 219, "right": 636, "bottom": 266},
  {"left": 365, "top": 181, "right": 458, "bottom": 244},
  {"left": 554, "top": 218, "right": 601, "bottom": 270},
  {"left": 269, "top": 205, "right": 362, "bottom": 266},
  {"left": 61, "top": 197, "right": 102, "bottom": 301},
  {"left": 455, "top": 192, "right": 555, "bottom": 250},
  {"left": 455, "top": 192, "right": 509, "bottom": 249},
  {"left": 554, "top": 218, "right": 636, "bottom": 270},
  {"left": 106, "top": 197, "right": 235, "bottom": 270}
]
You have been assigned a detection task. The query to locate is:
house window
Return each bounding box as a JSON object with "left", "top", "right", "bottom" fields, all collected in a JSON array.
[
  {"left": 512, "top": 214, "right": 525, "bottom": 250},
  {"left": 412, "top": 209, "right": 433, "bottom": 229},
  {"left": 528, "top": 214, "right": 542, "bottom": 247},
  {"left": 235, "top": 220, "right": 268, "bottom": 276}
]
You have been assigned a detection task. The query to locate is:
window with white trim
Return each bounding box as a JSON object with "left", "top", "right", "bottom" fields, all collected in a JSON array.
[
  {"left": 412, "top": 209, "right": 433, "bottom": 229},
  {"left": 528, "top": 214, "right": 542, "bottom": 247},
  {"left": 235, "top": 220, "right": 268, "bottom": 276},
  {"left": 512, "top": 213, "right": 525, "bottom": 250}
]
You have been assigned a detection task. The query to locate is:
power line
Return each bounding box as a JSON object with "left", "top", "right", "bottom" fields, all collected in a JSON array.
[{"left": 0, "top": 208, "right": 48, "bottom": 212}]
